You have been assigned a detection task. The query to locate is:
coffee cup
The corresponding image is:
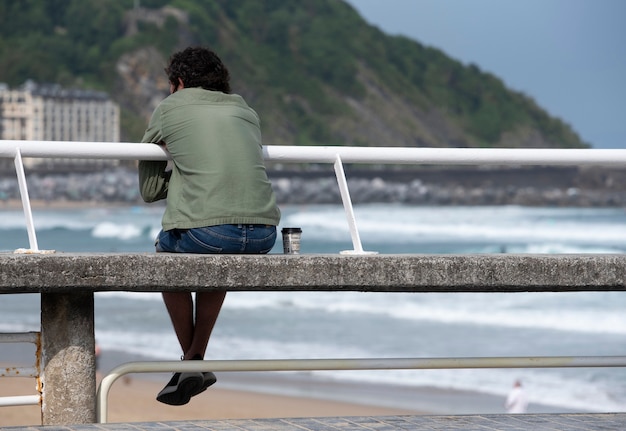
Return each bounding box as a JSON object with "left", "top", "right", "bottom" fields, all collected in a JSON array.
[{"left": 281, "top": 227, "right": 302, "bottom": 254}]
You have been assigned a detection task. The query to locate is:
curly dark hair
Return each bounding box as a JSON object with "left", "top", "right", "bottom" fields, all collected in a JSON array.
[{"left": 165, "top": 46, "right": 231, "bottom": 94}]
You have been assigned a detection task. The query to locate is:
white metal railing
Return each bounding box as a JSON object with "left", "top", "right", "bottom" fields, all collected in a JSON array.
[
  {"left": 2, "top": 140, "right": 626, "bottom": 254},
  {"left": 2, "top": 140, "right": 626, "bottom": 164},
  {"left": 0, "top": 331, "right": 41, "bottom": 408},
  {"left": 97, "top": 355, "right": 626, "bottom": 423}
]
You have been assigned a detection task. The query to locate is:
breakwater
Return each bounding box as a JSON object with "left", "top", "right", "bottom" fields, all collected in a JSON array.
[{"left": 1, "top": 165, "right": 625, "bottom": 207}]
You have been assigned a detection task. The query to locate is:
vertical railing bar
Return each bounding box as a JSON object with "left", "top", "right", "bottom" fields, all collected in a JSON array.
[
  {"left": 14, "top": 148, "right": 39, "bottom": 251},
  {"left": 333, "top": 154, "right": 365, "bottom": 254}
]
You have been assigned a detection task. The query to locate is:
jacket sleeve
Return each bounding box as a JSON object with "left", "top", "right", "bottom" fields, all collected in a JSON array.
[
  {"left": 138, "top": 104, "right": 170, "bottom": 202},
  {"left": 138, "top": 160, "right": 170, "bottom": 203}
]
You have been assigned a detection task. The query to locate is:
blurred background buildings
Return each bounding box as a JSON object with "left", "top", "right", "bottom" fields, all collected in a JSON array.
[{"left": 0, "top": 80, "right": 120, "bottom": 172}]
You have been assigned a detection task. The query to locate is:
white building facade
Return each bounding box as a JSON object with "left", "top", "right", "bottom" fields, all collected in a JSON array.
[{"left": 0, "top": 81, "right": 120, "bottom": 169}]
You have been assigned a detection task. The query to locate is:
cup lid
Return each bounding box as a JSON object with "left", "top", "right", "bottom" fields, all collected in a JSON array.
[{"left": 281, "top": 227, "right": 302, "bottom": 233}]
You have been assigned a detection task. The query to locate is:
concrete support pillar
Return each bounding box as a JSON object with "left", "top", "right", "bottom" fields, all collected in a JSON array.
[{"left": 41, "top": 292, "right": 96, "bottom": 425}]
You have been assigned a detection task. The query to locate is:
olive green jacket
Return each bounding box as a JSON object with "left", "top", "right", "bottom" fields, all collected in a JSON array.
[{"left": 138, "top": 88, "right": 280, "bottom": 231}]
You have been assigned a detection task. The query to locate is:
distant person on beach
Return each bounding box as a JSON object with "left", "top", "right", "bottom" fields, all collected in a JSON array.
[
  {"left": 138, "top": 46, "right": 281, "bottom": 406},
  {"left": 505, "top": 380, "right": 529, "bottom": 413}
]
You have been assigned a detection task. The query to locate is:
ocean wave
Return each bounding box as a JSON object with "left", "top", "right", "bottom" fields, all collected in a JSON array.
[
  {"left": 0, "top": 211, "right": 95, "bottom": 230},
  {"left": 316, "top": 366, "right": 625, "bottom": 413},
  {"left": 0, "top": 222, "right": 158, "bottom": 243},
  {"left": 223, "top": 291, "right": 626, "bottom": 335},
  {"left": 96, "top": 291, "right": 162, "bottom": 301},
  {"left": 95, "top": 288, "right": 626, "bottom": 337},
  {"left": 91, "top": 222, "right": 143, "bottom": 240},
  {"left": 3, "top": 204, "right": 625, "bottom": 251},
  {"left": 283, "top": 205, "right": 626, "bottom": 246}
]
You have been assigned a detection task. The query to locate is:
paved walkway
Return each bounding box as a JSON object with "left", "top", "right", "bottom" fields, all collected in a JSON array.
[{"left": 5, "top": 414, "right": 626, "bottom": 431}]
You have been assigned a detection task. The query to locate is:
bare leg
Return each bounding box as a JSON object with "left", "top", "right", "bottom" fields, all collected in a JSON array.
[
  {"left": 162, "top": 292, "right": 194, "bottom": 354},
  {"left": 163, "top": 290, "right": 226, "bottom": 360},
  {"left": 158, "top": 291, "right": 221, "bottom": 406},
  {"left": 183, "top": 291, "right": 227, "bottom": 360}
]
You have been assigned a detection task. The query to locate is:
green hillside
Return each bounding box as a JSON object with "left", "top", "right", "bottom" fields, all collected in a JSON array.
[{"left": 0, "top": 0, "right": 588, "bottom": 148}]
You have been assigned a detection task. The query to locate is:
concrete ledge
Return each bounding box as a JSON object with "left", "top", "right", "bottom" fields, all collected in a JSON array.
[{"left": 1, "top": 253, "right": 625, "bottom": 293}]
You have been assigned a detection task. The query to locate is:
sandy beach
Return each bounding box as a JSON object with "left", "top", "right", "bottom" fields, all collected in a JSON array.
[
  {"left": 0, "top": 374, "right": 418, "bottom": 427},
  {"left": 0, "top": 345, "right": 500, "bottom": 428},
  {"left": 1, "top": 345, "right": 426, "bottom": 427}
]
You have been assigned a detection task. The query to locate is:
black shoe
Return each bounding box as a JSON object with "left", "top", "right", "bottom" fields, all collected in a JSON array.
[
  {"left": 189, "top": 354, "right": 217, "bottom": 397},
  {"left": 192, "top": 371, "right": 217, "bottom": 397},
  {"left": 156, "top": 371, "right": 204, "bottom": 406}
]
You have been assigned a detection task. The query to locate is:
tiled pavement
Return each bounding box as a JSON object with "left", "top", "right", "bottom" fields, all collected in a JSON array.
[{"left": 4, "top": 414, "right": 626, "bottom": 431}]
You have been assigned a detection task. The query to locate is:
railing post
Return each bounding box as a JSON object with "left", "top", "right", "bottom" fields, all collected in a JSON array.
[
  {"left": 14, "top": 148, "right": 39, "bottom": 251},
  {"left": 40, "top": 292, "right": 96, "bottom": 425},
  {"left": 333, "top": 154, "right": 376, "bottom": 255}
]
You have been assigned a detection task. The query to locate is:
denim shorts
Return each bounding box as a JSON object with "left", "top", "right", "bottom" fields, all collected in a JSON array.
[{"left": 155, "top": 224, "right": 276, "bottom": 254}]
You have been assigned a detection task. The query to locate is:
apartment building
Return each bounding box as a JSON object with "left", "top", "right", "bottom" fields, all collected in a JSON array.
[{"left": 0, "top": 80, "right": 120, "bottom": 170}]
